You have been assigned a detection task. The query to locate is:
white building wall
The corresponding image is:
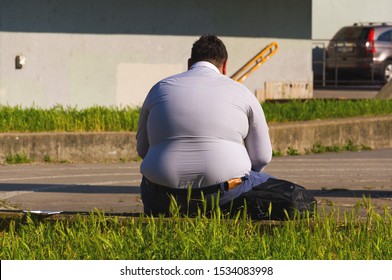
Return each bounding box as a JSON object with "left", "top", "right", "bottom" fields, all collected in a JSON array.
[
  {"left": 312, "top": 0, "right": 392, "bottom": 40},
  {"left": 0, "top": 0, "right": 312, "bottom": 108}
]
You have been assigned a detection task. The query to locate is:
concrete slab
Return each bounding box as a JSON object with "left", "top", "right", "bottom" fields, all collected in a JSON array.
[
  {"left": 375, "top": 81, "right": 392, "bottom": 99},
  {"left": 313, "top": 89, "right": 378, "bottom": 99},
  {"left": 0, "top": 162, "right": 143, "bottom": 213},
  {"left": 1, "top": 148, "right": 391, "bottom": 217}
]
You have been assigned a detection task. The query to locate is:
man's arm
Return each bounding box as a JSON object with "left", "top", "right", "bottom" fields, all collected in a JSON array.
[
  {"left": 244, "top": 97, "right": 272, "bottom": 171},
  {"left": 136, "top": 102, "right": 150, "bottom": 159}
]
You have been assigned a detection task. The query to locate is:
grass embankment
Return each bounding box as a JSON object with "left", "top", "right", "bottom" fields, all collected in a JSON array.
[
  {"left": 262, "top": 98, "right": 392, "bottom": 123},
  {"left": 0, "top": 105, "right": 139, "bottom": 133},
  {"left": 0, "top": 201, "right": 391, "bottom": 259},
  {"left": 0, "top": 99, "right": 391, "bottom": 132}
]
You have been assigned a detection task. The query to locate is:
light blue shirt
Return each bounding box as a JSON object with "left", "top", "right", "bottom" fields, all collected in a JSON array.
[{"left": 137, "top": 61, "right": 272, "bottom": 188}]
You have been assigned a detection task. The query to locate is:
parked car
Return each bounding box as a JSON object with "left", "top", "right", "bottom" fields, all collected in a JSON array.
[{"left": 326, "top": 23, "right": 392, "bottom": 83}]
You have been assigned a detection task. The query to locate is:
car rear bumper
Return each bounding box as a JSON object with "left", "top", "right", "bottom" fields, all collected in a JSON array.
[{"left": 326, "top": 59, "right": 383, "bottom": 76}]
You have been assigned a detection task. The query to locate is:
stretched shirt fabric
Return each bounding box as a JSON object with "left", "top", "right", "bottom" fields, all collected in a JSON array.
[{"left": 136, "top": 61, "right": 272, "bottom": 189}]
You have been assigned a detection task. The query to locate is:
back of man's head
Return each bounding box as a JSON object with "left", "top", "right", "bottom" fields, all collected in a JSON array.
[{"left": 190, "top": 35, "right": 228, "bottom": 68}]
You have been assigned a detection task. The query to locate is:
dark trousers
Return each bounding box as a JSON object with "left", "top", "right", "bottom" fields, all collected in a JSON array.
[
  {"left": 140, "top": 171, "right": 272, "bottom": 216},
  {"left": 140, "top": 177, "right": 223, "bottom": 216}
]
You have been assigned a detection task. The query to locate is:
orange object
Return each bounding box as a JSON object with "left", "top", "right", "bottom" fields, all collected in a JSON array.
[
  {"left": 231, "top": 42, "right": 278, "bottom": 83},
  {"left": 226, "top": 178, "right": 243, "bottom": 191}
]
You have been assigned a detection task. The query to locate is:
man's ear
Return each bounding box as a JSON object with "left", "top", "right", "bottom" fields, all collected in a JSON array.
[
  {"left": 222, "top": 59, "right": 227, "bottom": 75},
  {"left": 187, "top": 58, "right": 194, "bottom": 70}
]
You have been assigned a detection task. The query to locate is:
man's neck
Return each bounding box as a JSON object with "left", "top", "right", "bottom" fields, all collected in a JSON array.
[{"left": 189, "top": 61, "right": 222, "bottom": 74}]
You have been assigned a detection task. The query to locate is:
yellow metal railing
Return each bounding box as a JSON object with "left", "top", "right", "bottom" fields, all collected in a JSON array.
[{"left": 231, "top": 42, "right": 278, "bottom": 83}]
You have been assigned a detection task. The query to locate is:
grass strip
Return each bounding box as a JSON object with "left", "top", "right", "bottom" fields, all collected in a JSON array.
[
  {"left": 262, "top": 99, "right": 392, "bottom": 123},
  {"left": 0, "top": 105, "right": 140, "bottom": 133},
  {"left": 1, "top": 200, "right": 391, "bottom": 260},
  {"left": 0, "top": 99, "right": 391, "bottom": 132}
]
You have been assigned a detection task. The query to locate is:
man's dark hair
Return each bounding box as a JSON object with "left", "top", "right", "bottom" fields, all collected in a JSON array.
[{"left": 190, "top": 35, "right": 228, "bottom": 68}]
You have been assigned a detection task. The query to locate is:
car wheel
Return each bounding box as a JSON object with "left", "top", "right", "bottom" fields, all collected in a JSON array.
[{"left": 383, "top": 60, "right": 392, "bottom": 83}]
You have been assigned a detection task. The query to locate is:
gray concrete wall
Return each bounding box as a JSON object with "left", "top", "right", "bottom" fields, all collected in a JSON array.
[
  {"left": 269, "top": 115, "right": 392, "bottom": 154},
  {"left": 0, "top": 0, "right": 312, "bottom": 108},
  {"left": 1, "top": 116, "right": 391, "bottom": 163}
]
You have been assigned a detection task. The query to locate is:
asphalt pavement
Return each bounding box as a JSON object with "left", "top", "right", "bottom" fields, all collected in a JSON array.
[{"left": 1, "top": 148, "right": 391, "bottom": 217}]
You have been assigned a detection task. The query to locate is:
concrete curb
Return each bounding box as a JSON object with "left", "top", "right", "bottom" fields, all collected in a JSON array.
[
  {"left": 269, "top": 115, "right": 392, "bottom": 154},
  {"left": 0, "top": 132, "right": 137, "bottom": 163},
  {"left": 1, "top": 115, "right": 391, "bottom": 163}
]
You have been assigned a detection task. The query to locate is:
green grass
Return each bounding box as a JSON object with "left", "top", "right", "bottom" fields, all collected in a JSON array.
[
  {"left": 1, "top": 201, "right": 391, "bottom": 260},
  {"left": 262, "top": 99, "right": 392, "bottom": 123},
  {"left": 5, "top": 153, "right": 32, "bottom": 164},
  {"left": 0, "top": 99, "right": 391, "bottom": 132},
  {"left": 0, "top": 105, "right": 140, "bottom": 132},
  {"left": 272, "top": 140, "right": 372, "bottom": 157}
]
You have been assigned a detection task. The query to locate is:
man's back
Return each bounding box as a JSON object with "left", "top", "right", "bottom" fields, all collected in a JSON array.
[{"left": 137, "top": 61, "right": 272, "bottom": 188}]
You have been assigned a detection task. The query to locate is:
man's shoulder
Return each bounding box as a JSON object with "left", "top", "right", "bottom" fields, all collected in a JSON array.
[
  {"left": 147, "top": 71, "right": 186, "bottom": 91},
  {"left": 155, "top": 71, "right": 190, "bottom": 86},
  {"left": 163, "top": 70, "right": 188, "bottom": 80},
  {"left": 222, "top": 76, "right": 255, "bottom": 96},
  {"left": 149, "top": 69, "right": 256, "bottom": 100}
]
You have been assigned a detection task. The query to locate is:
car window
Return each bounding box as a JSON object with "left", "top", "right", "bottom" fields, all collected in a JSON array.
[
  {"left": 332, "top": 27, "right": 369, "bottom": 41},
  {"left": 378, "top": 30, "right": 392, "bottom": 42}
]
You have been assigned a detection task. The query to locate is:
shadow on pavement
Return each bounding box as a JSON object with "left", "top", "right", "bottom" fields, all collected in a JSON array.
[
  {"left": 0, "top": 183, "right": 140, "bottom": 194},
  {"left": 2, "top": 184, "right": 391, "bottom": 199},
  {"left": 310, "top": 189, "right": 392, "bottom": 199}
]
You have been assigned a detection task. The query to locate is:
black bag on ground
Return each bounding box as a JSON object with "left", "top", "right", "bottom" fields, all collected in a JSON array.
[{"left": 228, "top": 178, "right": 317, "bottom": 220}]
